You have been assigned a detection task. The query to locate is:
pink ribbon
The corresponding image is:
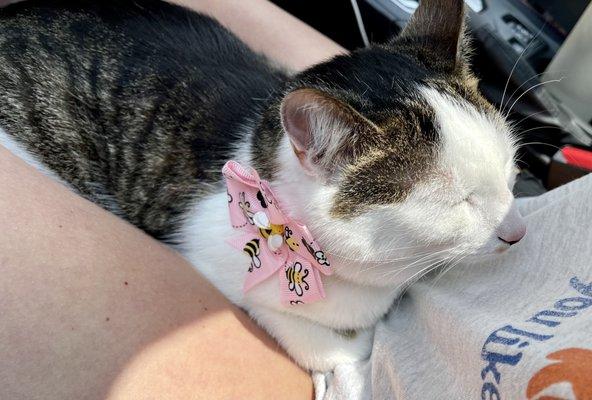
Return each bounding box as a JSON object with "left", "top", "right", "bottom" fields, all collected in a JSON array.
[{"left": 222, "top": 160, "right": 333, "bottom": 305}]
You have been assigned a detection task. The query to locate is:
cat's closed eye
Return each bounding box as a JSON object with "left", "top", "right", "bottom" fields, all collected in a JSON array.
[
  {"left": 450, "top": 191, "right": 476, "bottom": 207},
  {"left": 463, "top": 193, "right": 477, "bottom": 206}
]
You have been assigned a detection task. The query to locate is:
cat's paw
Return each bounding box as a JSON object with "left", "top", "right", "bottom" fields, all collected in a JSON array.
[{"left": 300, "top": 328, "right": 374, "bottom": 372}]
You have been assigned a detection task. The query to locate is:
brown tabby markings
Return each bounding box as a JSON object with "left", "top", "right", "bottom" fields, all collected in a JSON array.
[{"left": 0, "top": 0, "right": 500, "bottom": 232}]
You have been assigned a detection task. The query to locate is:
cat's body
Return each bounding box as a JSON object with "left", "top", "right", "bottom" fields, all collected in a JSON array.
[
  {"left": 0, "top": 0, "right": 526, "bottom": 371},
  {"left": 0, "top": 0, "right": 286, "bottom": 239}
]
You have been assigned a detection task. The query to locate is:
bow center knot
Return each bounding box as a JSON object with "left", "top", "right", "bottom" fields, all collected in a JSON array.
[{"left": 253, "top": 211, "right": 284, "bottom": 252}]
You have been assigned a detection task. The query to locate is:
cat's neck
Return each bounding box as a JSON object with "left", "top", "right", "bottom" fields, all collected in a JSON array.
[{"left": 234, "top": 118, "right": 431, "bottom": 291}]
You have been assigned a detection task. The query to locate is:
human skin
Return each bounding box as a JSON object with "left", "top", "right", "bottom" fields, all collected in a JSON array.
[
  {"left": 0, "top": 145, "right": 314, "bottom": 400},
  {"left": 0, "top": 1, "right": 347, "bottom": 399},
  {"left": 170, "top": 0, "right": 347, "bottom": 72}
]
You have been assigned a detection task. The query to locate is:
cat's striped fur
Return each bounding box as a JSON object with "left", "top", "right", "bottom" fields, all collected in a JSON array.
[{"left": 0, "top": 0, "right": 526, "bottom": 371}]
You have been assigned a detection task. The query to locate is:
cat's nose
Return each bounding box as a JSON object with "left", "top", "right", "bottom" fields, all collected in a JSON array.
[
  {"left": 498, "top": 233, "right": 524, "bottom": 246},
  {"left": 496, "top": 202, "right": 527, "bottom": 246}
]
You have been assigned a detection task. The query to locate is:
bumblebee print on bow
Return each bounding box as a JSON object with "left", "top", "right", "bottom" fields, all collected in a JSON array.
[{"left": 222, "top": 160, "right": 333, "bottom": 305}]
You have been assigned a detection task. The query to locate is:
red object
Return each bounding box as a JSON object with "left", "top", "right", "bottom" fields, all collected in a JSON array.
[{"left": 561, "top": 146, "right": 592, "bottom": 171}]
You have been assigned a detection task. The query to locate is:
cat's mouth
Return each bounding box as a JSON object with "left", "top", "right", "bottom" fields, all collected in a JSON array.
[
  {"left": 465, "top": 231, "right": 528, "bottom": 258},
  {"left": 495, "top": 233, "right": 527, "bottom": 253}
]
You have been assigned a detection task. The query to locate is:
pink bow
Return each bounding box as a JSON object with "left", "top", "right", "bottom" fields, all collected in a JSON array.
[{"left": 222, "top": 160, "right": 333, "bottom": 305}]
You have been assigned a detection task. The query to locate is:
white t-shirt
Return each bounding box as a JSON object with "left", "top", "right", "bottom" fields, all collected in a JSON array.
[{"left": 317, "top": 173, "right": 592, "bottom": 400}]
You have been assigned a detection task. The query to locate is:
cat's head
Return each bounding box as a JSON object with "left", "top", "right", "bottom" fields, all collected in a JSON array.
[{"left": 265, "top": 0, "right": 526, "bottom": 286}]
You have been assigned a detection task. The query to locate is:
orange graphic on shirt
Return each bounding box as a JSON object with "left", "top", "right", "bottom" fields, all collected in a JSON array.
[{"left": 527, "top": 348, "right": 592, "bottom": 400}]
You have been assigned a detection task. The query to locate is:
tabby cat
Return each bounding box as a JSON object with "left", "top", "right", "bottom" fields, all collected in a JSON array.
[{"left": 0, "top": 0, "right": 525, "bottom": 371}]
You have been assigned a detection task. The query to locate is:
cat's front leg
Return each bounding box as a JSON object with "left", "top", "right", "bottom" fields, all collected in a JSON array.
[{"left": 248, "top": 306, "right": 374, "bottom": 372}]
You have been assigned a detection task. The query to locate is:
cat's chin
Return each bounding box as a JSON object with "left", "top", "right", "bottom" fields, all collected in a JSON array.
[{"left": 461, "top": 246, "right": 515, "bottom": 262}]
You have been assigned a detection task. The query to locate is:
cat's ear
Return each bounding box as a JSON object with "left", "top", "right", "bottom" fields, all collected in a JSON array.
[
  {"left": 394, "top": 0, "right": 467, "bottom": 72},
  {"left": 280, "top": 88, "right": 378, "bottom": 179}
]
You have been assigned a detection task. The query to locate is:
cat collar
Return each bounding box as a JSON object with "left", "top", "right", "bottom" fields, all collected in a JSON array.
[{"left": 222, "top": 160, "right": 333, "bottom": 305}]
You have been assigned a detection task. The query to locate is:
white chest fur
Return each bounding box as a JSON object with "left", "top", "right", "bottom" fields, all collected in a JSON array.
[
  {"left": 179, "top": 189, "right": 397, "bottom": 330},
  {"left": 178, "top": 189, "right": 396, "bottom": 370}
]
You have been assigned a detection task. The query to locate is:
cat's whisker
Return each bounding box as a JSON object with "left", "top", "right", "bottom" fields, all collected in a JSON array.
[
  {"left": 389, "top": 258, "right": 447, "bottom": 297},
  {"left": 370, "top": 251, "right": 442, "bottom": 281},
  {"left": 504, "top": 68, "right": 570, "bottom": 119},
  {"left": 389, "top": 259, "right": 443, "bottom": 283},
  {"left": 501, "top": 72, "right": 545, "bottom": 113},
  {"left": 374, "top": 245, "right": 462, "bottom": 282},
  {"left": 517, "top": 126, "right": 562, "bottom": 139},
  {"left": 324, "top": 237, "right": 430, "bottom": 253},
  {"left": 319, "top": 239, "right": 429, "bottom": 261},
  {"left": 439, "top": 253, "right": 469, "bottom": 283},
  {"left": 382, "top": 247, "right": 454, "bottom": 274},
  {"left": 420, "top": 251, "right": 463, "bottom": 284},
  {"left": 327, "top": 247, "right": 438, "bottom": 267},
  {"left": 499, "top": 22, "right": 547, "bottom": 114},
  {"left": 519, "top": 140, "right": 562, "bottom": 151},
  {"left": 502, "top": 72, "right": 546, "bottom": 114},
  {"left": 427, "top": 252, "right": 468, "bottom": 292},
  {"left": 353, "top": 249, "right": 446, "bottom": 275},
  {"left": 316, "top": 232, "right": 434, "bottom": 256},
  {"left": 504, "top": 78, "right": 564, "bottom": 118}
]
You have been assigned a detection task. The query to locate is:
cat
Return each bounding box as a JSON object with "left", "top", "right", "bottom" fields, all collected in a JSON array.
[{"left": 0, "top": 0, "right": 526, "bottom": 371}]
